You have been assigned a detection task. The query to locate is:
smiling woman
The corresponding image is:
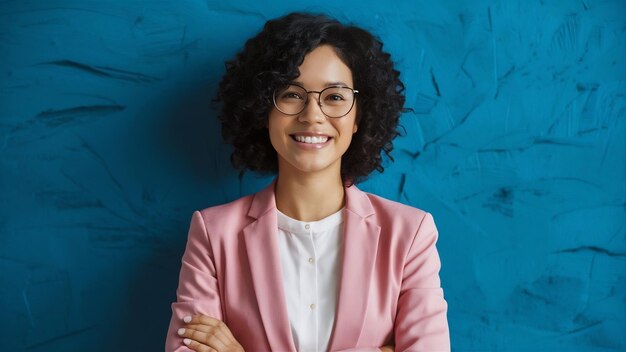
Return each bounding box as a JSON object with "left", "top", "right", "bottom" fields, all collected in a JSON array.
[{"left": 166, "top": 12, "right": 450, "bottom": 352}]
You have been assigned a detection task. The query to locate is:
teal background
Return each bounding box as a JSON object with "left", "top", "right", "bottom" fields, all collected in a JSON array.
[{"left": 1, "top": 0, "right": 625, "bottom": 351}]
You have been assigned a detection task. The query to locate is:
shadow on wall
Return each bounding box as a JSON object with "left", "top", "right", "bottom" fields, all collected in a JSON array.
[
  {"left": 109, "top": 79, "right": 240, "bottom": 350},
  {"left": 115, "top": 242, "right": 184, "bottom": 351}
]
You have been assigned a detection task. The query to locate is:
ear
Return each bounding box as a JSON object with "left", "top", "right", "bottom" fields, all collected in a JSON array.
[{"left": 352, "top": 123, "right": 358, "bottom": 134}]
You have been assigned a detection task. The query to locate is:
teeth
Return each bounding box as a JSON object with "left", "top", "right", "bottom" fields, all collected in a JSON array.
[{"left": 294, "top": 135, "right": 329, "bottom": 144}]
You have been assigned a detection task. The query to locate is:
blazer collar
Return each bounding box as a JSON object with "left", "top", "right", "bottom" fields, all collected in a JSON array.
[
  {"left": 244, "top": 179, "right": 380, "bottom": 351},
  {"left": 328, "top": 183, "right": 381, "bottom": 350},
  {"left": 344, "top": 183, "right": 376, "bottom": 218},
  {"left": 243, "top": 180, "right": 295, "bottom": 351}
]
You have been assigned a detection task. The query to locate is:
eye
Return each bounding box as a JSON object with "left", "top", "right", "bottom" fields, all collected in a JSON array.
[
  {"left": 326, "top": 94, "right": 345, "bottom": 101},
  {"left": 281, "top": 91, "right": 303, "bottom": 100}
]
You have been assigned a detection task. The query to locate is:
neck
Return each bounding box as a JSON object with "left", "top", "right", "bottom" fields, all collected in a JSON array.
[{"left": 274, "top": 168, "right": 345, "bottom": 222}]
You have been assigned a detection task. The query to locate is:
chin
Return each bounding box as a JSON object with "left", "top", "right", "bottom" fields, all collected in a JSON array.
[
  {"left": 285, "top": 158, "right": 337, "bottom": 174},
  {"left": 294, "top": 163, "right": 331, "bottom": 173}
]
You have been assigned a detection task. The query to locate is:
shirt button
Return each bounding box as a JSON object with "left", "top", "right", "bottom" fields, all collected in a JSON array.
[
  {"left": 308, "top": 257, "right": 314, "bottom": 263},
  {"left": 310, "top": 303, "right": 316, "bottom": 310},
  {"left": 304, "top": 224, "right": 310, "bottom": 230}
]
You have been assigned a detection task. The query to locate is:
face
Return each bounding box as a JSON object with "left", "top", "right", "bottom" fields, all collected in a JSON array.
[{"left": 268, "top": 45, "right": 358, "bottom": 178}]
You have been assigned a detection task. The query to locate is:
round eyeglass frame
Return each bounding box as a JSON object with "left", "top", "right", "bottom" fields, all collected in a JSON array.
[{"left": 272, "top": 84, "right": 359, "bottom": 118}]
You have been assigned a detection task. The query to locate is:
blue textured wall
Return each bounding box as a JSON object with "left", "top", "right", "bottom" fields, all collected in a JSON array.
[{"left": 1, "top": 1, "right": 624, "bottom": 351}]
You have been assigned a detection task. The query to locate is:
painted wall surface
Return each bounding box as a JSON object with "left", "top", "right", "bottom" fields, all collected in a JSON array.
[{"left": 1, "top": 0, "right": 624, "bottom": 351}]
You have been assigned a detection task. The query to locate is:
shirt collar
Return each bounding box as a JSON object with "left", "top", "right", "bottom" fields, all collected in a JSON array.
[{"left": 276, "top": 207, "right": 344, "bottom": 235}]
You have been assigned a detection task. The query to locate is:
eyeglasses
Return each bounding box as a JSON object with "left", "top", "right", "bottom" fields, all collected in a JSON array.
[{"left": 273, "top": 84, "right": 358, "bottom": 118}]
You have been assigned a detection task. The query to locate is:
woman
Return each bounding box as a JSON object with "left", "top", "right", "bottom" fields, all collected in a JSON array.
[{"left": 166, "top": 12, "right": 450, "bottom": 352}]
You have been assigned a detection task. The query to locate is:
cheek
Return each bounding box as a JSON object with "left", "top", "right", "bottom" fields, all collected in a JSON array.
[
  {"left": 268, "top": 126, "right": 280, "bottom": 149},
  {"left": 267, "top": 116, "right": 287, "bottom": 151},
  {"left": 267, "top": 114, "right": 279, "bottom": 136},
  {"left": 340, "top": 117, "right": 358, "bottom": 143}
]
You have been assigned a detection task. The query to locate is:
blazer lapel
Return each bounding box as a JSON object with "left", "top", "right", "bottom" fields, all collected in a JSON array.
[
  {"left": 242, "top": 181, "right": 297, "bottom": 351},
  {"left": 327, "top": 185, "right": 381, "bottom": 351}
]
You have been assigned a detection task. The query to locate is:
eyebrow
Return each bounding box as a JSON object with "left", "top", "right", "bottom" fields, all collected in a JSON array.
[{"left": 292, "top": 80, "right": 351, "bottom": 87}]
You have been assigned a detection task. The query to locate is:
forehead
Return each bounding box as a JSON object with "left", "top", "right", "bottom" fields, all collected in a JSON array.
[{"left": 294, "top": 45, "right": 353, "bottom": 88}]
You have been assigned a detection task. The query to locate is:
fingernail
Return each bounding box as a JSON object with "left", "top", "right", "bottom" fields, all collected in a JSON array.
[
  {"left": 183, "top": 316, "right": 191, "bottom": 323},
  {"left": 183, "top": 338, "right": 191, "bottom": 345},
  {"left": 177, "top": 328, "right": 185, "bottom": 335}
]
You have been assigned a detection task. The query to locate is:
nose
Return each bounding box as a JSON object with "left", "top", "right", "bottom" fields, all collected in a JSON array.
[{"left": 297, "top": 93, "right": 326, "bottom": 124}]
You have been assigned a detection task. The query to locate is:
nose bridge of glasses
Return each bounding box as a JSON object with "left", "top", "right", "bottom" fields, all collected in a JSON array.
[
  {"left": 303, "top": 90, "right": 323, "bottom": 107},
  {"left": 301, "top": 91, "right": 325, "bottom": 121}
]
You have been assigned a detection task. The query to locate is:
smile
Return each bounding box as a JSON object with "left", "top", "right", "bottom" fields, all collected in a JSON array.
[
  {"left": 292, "top": 135, "right": 329, "bottom": 144},
  {"left": 289, "top": 134, "right": 333, "bottom": 149}
]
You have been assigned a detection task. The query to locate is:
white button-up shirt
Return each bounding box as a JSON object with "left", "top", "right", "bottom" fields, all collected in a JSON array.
[{"left": 276, "top": 208, "right": 345, "bottom": 352}]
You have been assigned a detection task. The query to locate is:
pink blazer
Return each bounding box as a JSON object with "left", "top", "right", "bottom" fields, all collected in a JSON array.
[{"left": 166, "top": 181, "right": 450, "bottom": 351}]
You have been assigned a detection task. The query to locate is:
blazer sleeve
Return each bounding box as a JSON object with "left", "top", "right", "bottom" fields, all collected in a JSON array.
[
  {"left": 394, "top": 212, "right": 450, "bottom": 352},
  {"left": 165, "top": 210, "right": 223, "bottom": 352}
]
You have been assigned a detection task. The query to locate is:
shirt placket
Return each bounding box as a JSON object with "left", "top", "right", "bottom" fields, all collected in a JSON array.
[{"left": 302, "top": 222, "right": 319, "bottom": 352}]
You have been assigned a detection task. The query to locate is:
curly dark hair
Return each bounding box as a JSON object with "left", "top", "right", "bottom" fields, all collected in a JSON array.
[{"left": 216, "top": 12, "right": 408, "bottom": 185}]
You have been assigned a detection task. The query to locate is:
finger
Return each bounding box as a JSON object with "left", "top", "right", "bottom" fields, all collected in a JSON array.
[
  {"left": 184, "top": 323, "right": 211, "bottom": 333},
  {"left": 178, "top": 326, "right": 229, "bottom": 350},
  {"left": 183, "top": 337, "right": 216, "bottom": 352},
  {"left": 179, "top": 327, "right": 208, "bottom": 344},
  {"left": 184, "top": 315, "right": 237, "bottom": 340},
  {"left": 187, "top": 314, "right": 222, "bottom": 327},
  {"left": 184, "top": 325, "right": 233, "bottom": 346}
]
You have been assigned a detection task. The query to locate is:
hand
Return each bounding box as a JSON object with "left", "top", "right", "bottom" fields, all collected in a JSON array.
[
  {"left": 177, "top": 314, "right": 245, "bottom": 352},
  {"left": 380, "top": 345, "right": 394, "bottom": 352}
]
